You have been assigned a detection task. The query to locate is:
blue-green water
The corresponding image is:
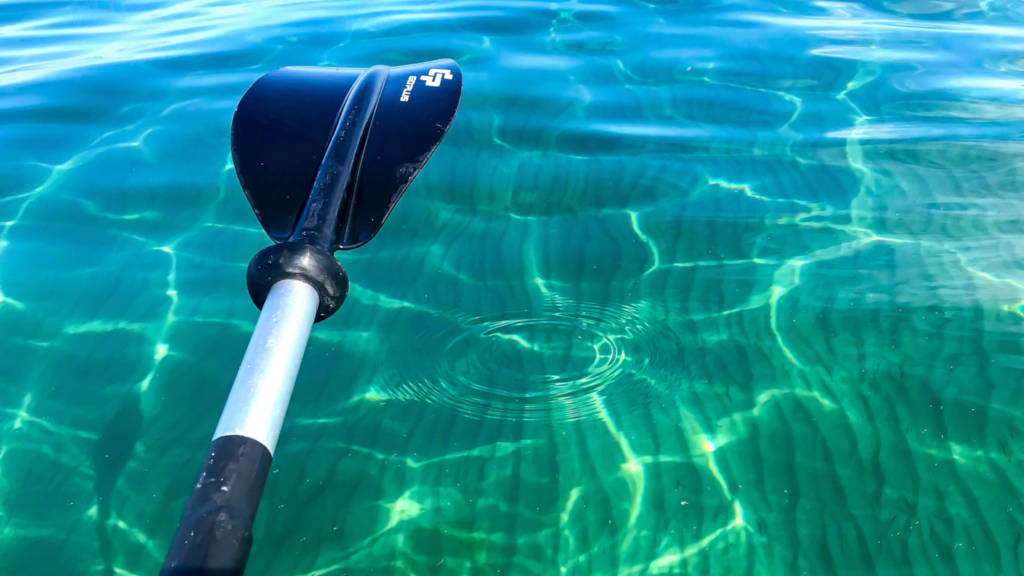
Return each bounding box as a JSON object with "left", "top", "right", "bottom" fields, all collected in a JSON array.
[{"left": 3, "top": 1, "right": 1024, "bottom": 574}]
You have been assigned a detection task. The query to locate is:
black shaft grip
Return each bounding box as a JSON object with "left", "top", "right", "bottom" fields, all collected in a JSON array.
[{"left": 161, "top": 435, "right": 273, "bottom": 576}]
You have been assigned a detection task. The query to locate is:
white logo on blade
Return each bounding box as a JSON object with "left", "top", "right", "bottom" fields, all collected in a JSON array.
[
  {"left": 400, "top": 75, "right": 416, "bottom": 102},
  {"left": 400, "top": 69, "right": 454, "bottom": 102},
  {"left": 420, "top": 68, "right": 453, "bottom": 87}
]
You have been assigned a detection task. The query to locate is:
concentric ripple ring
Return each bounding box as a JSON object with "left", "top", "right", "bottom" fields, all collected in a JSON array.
[{"left": 384, "top": 300, "right": 659, "bottom": 422}]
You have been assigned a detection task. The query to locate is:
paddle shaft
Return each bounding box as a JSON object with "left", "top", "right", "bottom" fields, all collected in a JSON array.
[{"left": 161, "top": 279, "right": 319, "bottom": 576}]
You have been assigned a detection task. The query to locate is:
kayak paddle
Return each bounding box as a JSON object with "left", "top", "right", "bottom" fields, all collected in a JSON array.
[{"left": 160, "top": 59, "right": 462, "bottom": 576}]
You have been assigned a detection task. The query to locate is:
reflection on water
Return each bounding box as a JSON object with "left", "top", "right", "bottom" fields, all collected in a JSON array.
[{"left": 1, "top": 0, "right": 1024, "bottom": 574}]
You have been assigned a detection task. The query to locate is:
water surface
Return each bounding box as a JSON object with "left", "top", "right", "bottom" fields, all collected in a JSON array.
[{"left": 2, "top": 0, "right": 1024, "bottom": 574}]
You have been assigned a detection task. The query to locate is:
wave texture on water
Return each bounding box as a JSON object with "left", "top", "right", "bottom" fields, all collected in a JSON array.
[{"left": 1, "top": 0, "right": 1024, "bottom": 575}]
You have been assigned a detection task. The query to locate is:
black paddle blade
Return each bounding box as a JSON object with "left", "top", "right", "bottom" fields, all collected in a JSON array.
[
  {"left": 231, "top": 66, "right": 362, "bottom": 243},
  {"left": 231, "top": 59, "right": 463, "bottom": 249}
]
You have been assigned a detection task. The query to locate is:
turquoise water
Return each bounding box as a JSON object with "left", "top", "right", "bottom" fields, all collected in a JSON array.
[{"left": 3, "top": 0, "right": 1024, "bottom": 574}]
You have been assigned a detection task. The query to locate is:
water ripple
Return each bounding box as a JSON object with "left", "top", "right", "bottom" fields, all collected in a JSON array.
[{"left": 380, "top": 300, "right": 664, "bottom": 422}]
